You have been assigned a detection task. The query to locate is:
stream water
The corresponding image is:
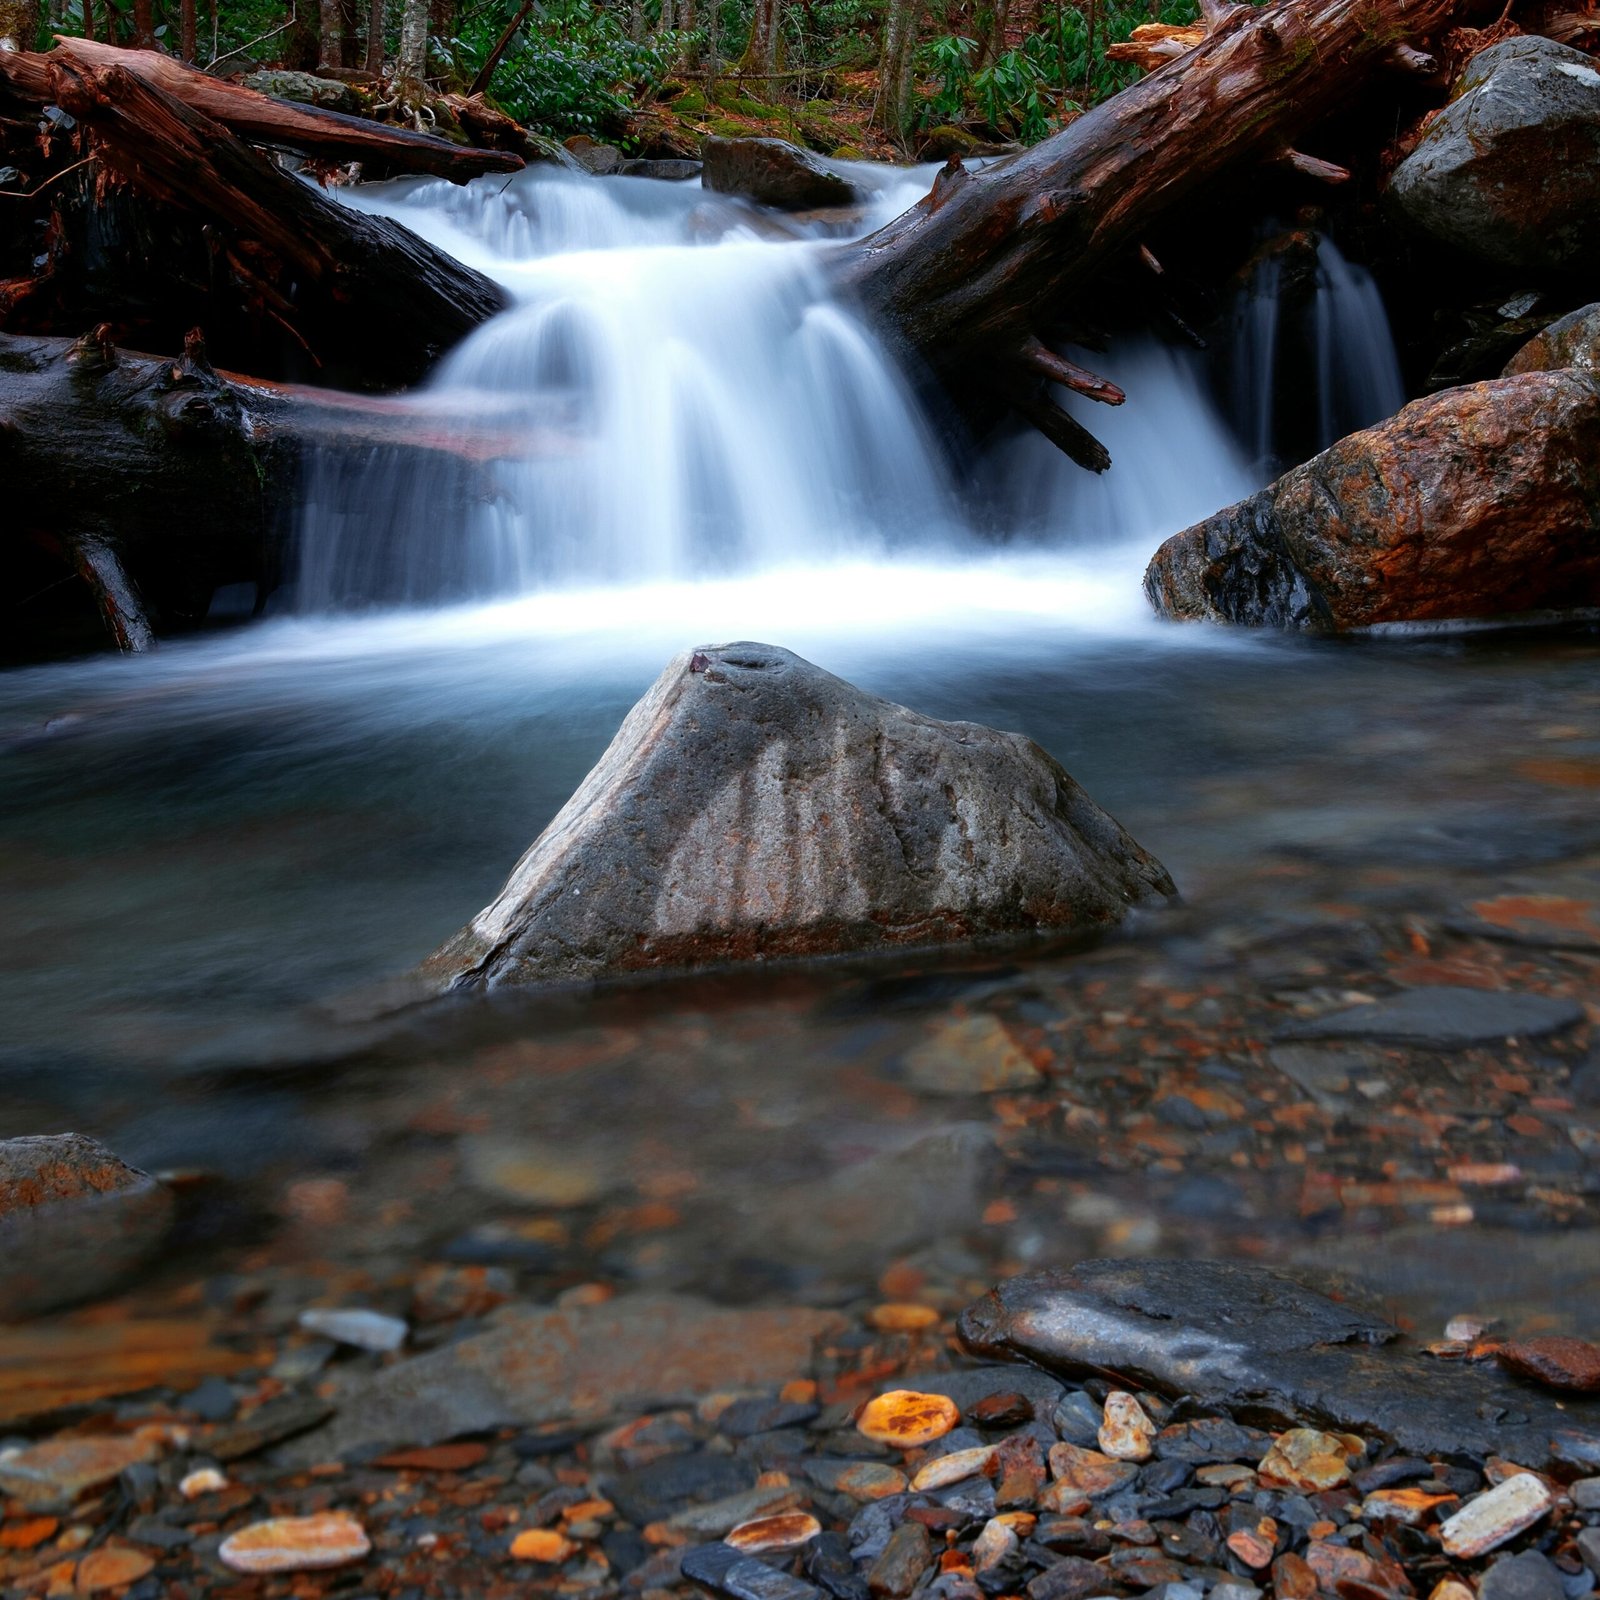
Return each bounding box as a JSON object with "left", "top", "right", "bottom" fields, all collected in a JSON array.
[{"left": 2, "top": 162, "right": 1597, "bottom": 1333}]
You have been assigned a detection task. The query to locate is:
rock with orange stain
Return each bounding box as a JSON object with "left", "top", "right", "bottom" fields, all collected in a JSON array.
[
  {"left": 0, "top": 1516, "right": 59, "bottom": 1550},
  {"left": 1046, "top": 1442, "right": 1140, "bottom": 1498},
  {"left": 1439, "top": 1473, "right": 1554, "bottom": 1557},
  {"left": 218, "top": 1512, "right": 371, "bottom": 1573},
  {"left": 1363, "top": 1487, "right": 1460, "bottom": 1526},
  {"left": 856, "top": 1390, "right": 961, "bottom": 1449},
  {"left": 724, "top": 1512, "right": 821, "bottom": 1554},
  {"left": 1226, "top": 1519, "right": 1277, "bottom": 1569},
  {"left": 1145, "top": 370, "right": 1600, "bottom": 632},
  {"left": 903, "top": 1015, "right": 1041, "bottom": 1095},
  {"left": 1258, "top": 1428, "right": 1356, "bottom": 1492},
  {"left": 1497, "top": 1335, "right": 1600, "bottom": 1392},
  {"left": 71, "top": 1546, "right": 155, "bottom": 1592},
  {"left": 1465, "top": 893, "right": 1600, "bottom": 950},
  {"left": 0, "top": 1435, "right": 162, "bottom": 1509},
  {"left": 866, "top": 1304, "right": 940, "bottom": 1333},
  {"left": 912, "top": 1446, "right": 998, "bottom": 1491},
  {"left": 0, "top": 1134, "right": 174, "bottom": 1320},
  {"left": 1097, "top": 1391, "right": 1155, "bottom": 1461},
  {"left": 508, "top": 1528, "right": 578, "bottom": 1563}
]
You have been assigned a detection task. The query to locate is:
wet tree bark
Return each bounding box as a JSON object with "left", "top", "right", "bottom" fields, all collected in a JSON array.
[{"left": 833, "top": 0, "right": 1454, "bottom": 468}]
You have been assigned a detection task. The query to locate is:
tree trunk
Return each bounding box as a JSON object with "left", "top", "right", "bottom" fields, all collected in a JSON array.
[
  {"left": 180, "top": 0, "right": 196, "bottom": 59},
  {"left": 874, "top": 0, "right": 917, "bottom": 140},
  {"left": 42, "top": 55, "right": 508, "bottom": 387},
  {"left": 5, "top": 38, "right": 521, "bottom": 176},
  {"left": 130, "top": 0, "right": 153, "bottom": 46},
  {"left": 1, "top": 327, "right": 517, "bottom": 651},
  {"left": 836, "top": 0, "right": 1456, "bottom": 467},
  {"left": 0, "top": 0, "right": 38, "bottom": 51},
  {"left": 393, "top": 0, "right": 427, "bottom": 104},
  {"left": 319, "top": 0, "right": 343, "bottom": 70},
  {"left": 365, "top": 0, "right": 384, "bottom": 74},
  {"left": 738, "top": 0, "right": 782, "bottom": 84}
]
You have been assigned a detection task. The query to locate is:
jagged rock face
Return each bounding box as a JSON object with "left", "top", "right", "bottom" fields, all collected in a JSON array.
[
  {"left": 424, "top": 643, "right": 1176, "bottom": 990},
  {"left": 701, "top": 137, "right": 861, "bottom": 210},
  {"left": 1505, "top": 302, "right": 1600, "bottom": 378},
  {"left": 1386, "top": 37, "right": 1600, "bottom": 271},
  {"left": 1144, "top": 371, "right": 1600, "bottom": 632},
  {"left": 0, "top": 1133, "right": 174, "bottom": 1321}
]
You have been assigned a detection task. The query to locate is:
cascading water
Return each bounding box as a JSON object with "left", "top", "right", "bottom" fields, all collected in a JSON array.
[
  {"left": 293, "top": 162, "right": 1269, "bottom": 614},
  {"left": 1228, "top": 228, "right": 1406, "bottom": 478}
]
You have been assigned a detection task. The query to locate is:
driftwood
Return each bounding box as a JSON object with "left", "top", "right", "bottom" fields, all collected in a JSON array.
[
  {"left": 1, "top": 328, "right": 536, "bottom": 651},
  {"left": 832, "top": 0, "right": 1457, "bottom": 470},
  {"left": 2, "top": 38, "right": 523, "bottom": 179},
  {"left": 42, "top": 57, "right": 508, "bottom": 389}
]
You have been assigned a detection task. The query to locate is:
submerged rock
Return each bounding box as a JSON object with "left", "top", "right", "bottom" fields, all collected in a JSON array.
[
  {"left": 1504, "top": 302, "right": 1600, "bottom": 378},
  {"left": 282, "top": 1295, "right": 843, "bottom": 1462},
  {"left": 1143, "top": 372, "right": 1600, "bottom": 631},
  {"left": 1280, "top": 985, "right": 1585, "bottom": 1048},
  {"left": 0, "top": 1132, "right": 174, "bottom": 1320},
  {"left": 424, "top": 643, "right": 1174, "bottom": 990},
  {"left": 956, "top": 1259, "right": 1600, "bottom": 1468},
  {"left": 1387, "top": 36, "right": 1600, "bottom": 271},
  {"left": 701, "top": 137, "right": 861, "bottom": 210}
]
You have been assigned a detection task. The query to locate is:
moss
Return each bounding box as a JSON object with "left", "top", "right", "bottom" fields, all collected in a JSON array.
[{"left": 672, "top": 89, "right": 707, "bottom": 115}]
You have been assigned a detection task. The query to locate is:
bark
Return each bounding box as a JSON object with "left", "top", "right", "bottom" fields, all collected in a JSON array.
[
  {"left": 0, "top": 0, "right": 37, "bottom": 51},
  {"left": 319, "top": 0, "right": 343, "bottom": 70},
  {"left": 180, "top": 0, "right": 196, "bottom": 60},
  {"left": 13, "top": 37, "right": 521, "bottom": 176},
  {"left": 874, "top": 0, "right": 918, "bottom": 139},
  {"left": 1, "top": 328, "right": 518, "bottom": 651},
  {"left": 466, "top": 0, "right": 536, "bottom": 96},
  {"left": 365, "top": 0, "right": 384, "bottom": 74},
  {"left": 738, "top": 0, "right": 783, "bottom": 83},
  {"left": 44, "top": 56, "right": 509, "bottom": 388},
  {"left": 834, "top": 0, "right": 1461, "bottom": 468},
  {"left": 130, "top": 0, "right": 153, "bottom": 45},
  {"left": 393, "top": 0, "right": 427, "bottom": 103}
]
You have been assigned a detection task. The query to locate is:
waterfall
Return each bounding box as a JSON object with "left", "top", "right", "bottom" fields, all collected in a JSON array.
[{"left": 1229, "top": 229, "right": 1405, "bottom": 478}]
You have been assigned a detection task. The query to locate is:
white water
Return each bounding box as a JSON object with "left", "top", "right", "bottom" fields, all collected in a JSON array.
[{"left": 295, "top": 162, "right": 1260, "bottom": 614}]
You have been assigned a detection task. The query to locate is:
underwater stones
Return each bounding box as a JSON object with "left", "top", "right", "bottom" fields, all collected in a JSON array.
[
  {"left": 424, "top": 643, "right": 1175, "bottom": 991},
  {"left": 701, "top": 136, "right": 861, "bottom": 210},
  {"left": 0, "top": 1132, "right": 175, "bottom": 1320},
  {"left": 1144, "top": 372, "right": 1600, "bottom": 632},
  {"left": 1281, "top": 986, "right": 1586, "bottom": 1048},
  {"left": 218, "top": 1511, "right": 371, "bottom": 1573},
  {"left": 1386, "top": 38, "right": 1600, "bottom": 272},
  {"left": 955, "top": 1259, "right": 1600, "bottom": 1468}
]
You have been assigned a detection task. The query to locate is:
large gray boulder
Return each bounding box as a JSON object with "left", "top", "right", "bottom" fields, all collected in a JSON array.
[
  {"left": 701, "top": 136, "right": 862, "bottom": 210},
  {"left": 1387, "top": 36, "right": 1600, "bottom": 272},
  {"left": 0, "top": 1133, "right": 174, "bottom": 1320},
  {"left": 424, "top": 643, "right": 1175, "bottom": 990}
]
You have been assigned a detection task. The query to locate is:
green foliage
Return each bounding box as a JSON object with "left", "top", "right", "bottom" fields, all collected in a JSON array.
[{"left": 441, "top": 0, "right": 686, "bottom": 140}]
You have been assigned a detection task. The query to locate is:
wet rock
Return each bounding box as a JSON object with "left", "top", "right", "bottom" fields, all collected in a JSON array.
[
  {"left": 702, "top": 137, "right": 861, "bottom": 210},
  {"left": 1143, "top": 373, "right": 1600, "bottom": 632},
  {"left": 903, "top": 1014, "right": 1042, "bottom": 1094},
  {"left": 1028, "top": 1555, "right": 1111, "bottom": 1600},
  {"left": 684, "top": 1540, "right": 828, "bottom": 1600},
  {"left": 1387, "top": 38, "right": 1600, "bottom": 271},
  {"left": 1438, "top": 1474, "right": 1554, "bottom": 1558},
  {"left": 510, "top": 1527, "right": 579, "bottom": 1561},
  {"left": 1282, "top": 986, "right": 1586, "bottom": 1048},
  {"left": 612, "top": 1451, "right": 759, "bottom": 1524},
  {"left": 1098, "top": 1391, "right": 1156, "bottom": 1461},
  {"left": 0, "top": 1132, "right": 175, "bottom": 1319},
  {"left": 565, "top": 135, "right": 624, "bottom": 175},
  {"left": 668, "top": 1483, "right": 806, "bottom": 1538},
  {"left": 804, "top": 1459, "right": 908, "bottom": 1500},
  {"left": 0, "top": 1434, "right": 161, "bottom": 1509},
  {"left": 1574, "top": 1477, "right": 1600, "bottom": 1511},
  {"left": 74, "top": 1547, "right": 156, "bottom": 1591},
  {"left": 621, "top": 157, "right": 703, "bottom": 180},
  {"left": 284, "top": 1295, "right": 841, "bottom": 1462},
  {"left": 1577, "top": 1528, "right": 1600, "bottom": 1575},
  {"left": 1257, "top": 1428, "right": 1355, "bottom": 1492},
  {"left": 1496, "top": 1336, "right": 1600, "bottom": 1392},
  {"left": 217, "top": 1510, "right": 371, "bottom": 1573},
  {"left": 868, "top": 1521, "right": 931, "bottom": 1597},
  {"left": 858, "top": 1390, "right": 962, "bottom": 1449},
  {"left": 297, "top": 1307, "right": 408, "bottom": 1352},
  {"left": 1505, "top": 304, "right": 1600, "bottom": 379},
  {"left": 719, "top": 1397, "right": 820, "bottom": 1437},
  {"left": 240, "top": 68, "right": 361, "bottom": 111},
  {"left": 1047, "top": 1442, "right": 1140, "bottom": 1498},
  {"left": 424, "top": 643, "right": 1174, "bottom": 991},
  {"left": 209, "top": 1394, "right": 334, "bottom": 1461},
  {"left": 957, "top": 1259, "right": 1600, "bottom": 1468},
  {"left": 1478, "top": 1551, "right": 1568, "bottom": 1600},
  {"left": 728, "top": 1511, "right": 823, "bottom": 1553}
]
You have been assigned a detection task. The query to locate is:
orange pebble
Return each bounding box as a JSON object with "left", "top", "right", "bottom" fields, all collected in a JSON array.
[{"left": 856, "top": 1390, "right": 961, "bottom": 1448}]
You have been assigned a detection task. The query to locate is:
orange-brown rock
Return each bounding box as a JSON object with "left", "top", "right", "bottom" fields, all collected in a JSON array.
[
  {"left": 0, "top": 1134, "right": 174, "bottom": 1321},
  {"left": 1504, "top": 303, "right": 1600, "bottom": 378},
  {"left": 857, "top": 1390, "right": 962, "bottom": 1449},
  {"left": 1144, "top": 372, "right": 1600, "bottom": 633},
  {"left": 1496, "top": 1335, "right": 1600, "bottom": 1392}
]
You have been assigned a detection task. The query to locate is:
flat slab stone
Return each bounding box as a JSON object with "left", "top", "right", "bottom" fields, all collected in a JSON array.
[
  {"left": 1279, "top": 986, "right": 1585, "bottom": 1047},
  {"left": 957, "top": 1259, "right": 1600, "bottom": 1468},
  {"left": 282, "top": 1295, "right": 843, "bottom": 1463},
  {"left": 423, "top": 643, "right": 1174, "bottom": 991}
]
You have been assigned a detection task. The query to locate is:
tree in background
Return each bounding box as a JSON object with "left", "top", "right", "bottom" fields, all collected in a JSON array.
[{"left": 0, "top": 0, "right": 38, "bottom": 50}]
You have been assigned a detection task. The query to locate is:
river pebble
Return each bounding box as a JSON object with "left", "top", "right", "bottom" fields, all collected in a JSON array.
[
  {"left": 218, "top": 1511, "right": 371, "bottom": 1572},
  {"left": 857, "top": 1390, "right": 961, "bottom": 1448},
  {"left": 1097, "top": 1391, "right": 1155, "bottom": 1460},
  {"left": 1440, "top": 1473, "right": 1555, "bottom": 1557},
  {"left": 296, "top": 1306, "right": 408, "bottom": 1351}
]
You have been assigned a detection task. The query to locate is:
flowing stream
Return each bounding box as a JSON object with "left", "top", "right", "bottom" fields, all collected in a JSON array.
[{"left": 3, "top": 162, "right": 1597, "bottom": 1327}]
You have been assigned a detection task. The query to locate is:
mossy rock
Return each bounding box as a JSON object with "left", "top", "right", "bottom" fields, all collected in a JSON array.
[
  {"left": 916, "top": 123, "right": 980, "bottom": 160},
  {"left": 672, "top": 89, "right": 707, "bottom": 115},
  {"left": 831, "top": 143, "right": 868, "bottom": 160},
  {"left": 706, "top": 118, "right": 751, "bottom": 137}
]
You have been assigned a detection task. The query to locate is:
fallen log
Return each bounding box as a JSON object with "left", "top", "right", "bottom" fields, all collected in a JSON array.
[
  {"left": 44, "top": 57, "right": 508, "bottom": 389},
  {"left": 2, "top": 38, "right": 523, "bottom": 180},
  {"left": 0, "top": 329, "right": 538, "bottom": 651},
  {"left": 832, "top": 0, "right": 1460, "bottom": 470}
]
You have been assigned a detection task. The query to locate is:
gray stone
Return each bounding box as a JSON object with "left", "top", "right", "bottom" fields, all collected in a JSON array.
[
  {"left": 1387, "top": 37, "right": 1600, "bottom": 271},
  {"left": 621, "top": 157, "right": 703, "bottom": 181},
  {"left": 565, "top": 137, "right": 624, "bottom": 175},
  {"left": 1481, "top": 1551, "right": 1569, "bottom": 1600},
  {"left": 899, "top": 1366, "right": 1065, "bottom": 1418},
  {"left": 0, "top": 1132, "right": 175, "bottom": 1320},
  {"left": 702, "top": 137, "right": 862, "bottom": 210},
  {"left": 424, "top": 643, "right": 1174, "bottom": 991},
  {"left": 1280, "top": 986, "right": 1585, "bottom": 1047},
  {"left": 1505, "top": 304, "right": 1600, "bottom": 379},
  {"left": 609, "top": 1453, "right": 759, "bottom": 1526},
  {"left": 240, "top": 69, "right": 361, "bottom": 112},
  {"left": 683, "top": 1541, "right": 827, "bottom": 1600},
  {"left": 1579, "top": 1529, "right": 1600, "bottom": 1577},
  {"left": 282, "top": 1294, "right": 843, "bottom": 1463},
  {"left": 1573, "top": 1476, "right": 1600, "bottom": 1509},
  {"left": 957, "top": 1258, "right": 1600, "bottom": 1469}
]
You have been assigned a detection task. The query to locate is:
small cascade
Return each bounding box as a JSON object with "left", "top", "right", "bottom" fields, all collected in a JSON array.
[{"left": 1229, "top": 229, "right": 1405, "bottom": 477}]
